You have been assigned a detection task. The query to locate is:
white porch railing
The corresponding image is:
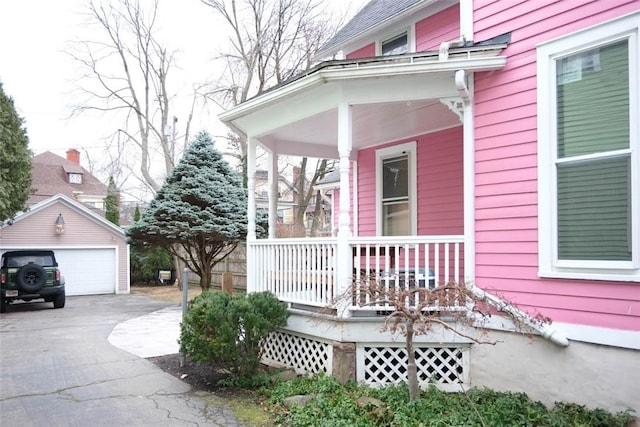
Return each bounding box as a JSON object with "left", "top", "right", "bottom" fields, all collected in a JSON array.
[
  {"left": 251, "top": 238, "right": 338, "bottom": 307},
  {"left": 350, "top": 236, "right": 465, "bottom": 312},
  {"left": 249, "top": 235, "right": 465, "bottom": 314}
]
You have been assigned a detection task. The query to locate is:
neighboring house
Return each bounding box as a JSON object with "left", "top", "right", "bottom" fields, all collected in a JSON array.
[
  {"left": 29, "top": 149, "right": 108, "bottom": 212},
  {"left": 254, "top": 169, "right": 296, "bottom": 224},
  {"left": 0, "top": 194, "right": 129, "bottom": 295},
  {"left": 219, "top": 0, "right": 639, "bottom": 414},
  {"left": 314, "top": 169, "right": 342, "bottom": 237},
  {"left": 1, "top": 149, "right": 129, "bottom": 296}
]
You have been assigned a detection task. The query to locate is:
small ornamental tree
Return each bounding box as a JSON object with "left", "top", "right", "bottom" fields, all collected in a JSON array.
[
  {"left": 0, "top": 81, "right": 32, "bottom": 222},
  {"left": 127, "top": 131, "right": 251, "bottom": 291},
  {"left": 345, "top": 277, "right": 554, "bottom": 401},
  {"left": 105, "top": 175, "right": 120, "bottom": 226}
]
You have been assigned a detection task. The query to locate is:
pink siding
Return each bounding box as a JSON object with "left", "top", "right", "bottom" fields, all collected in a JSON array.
[
  {"left": 415, "top": 4, "right": 460, "bottom": 51},
  {"left": 356, "top": 127, "right": 463, "bottom": 237},
  {"left": 347, "top": 43, "right": 375, "bottom": 59},
  {"left": 473, "top": 0, "right": 640, "bottom": 330}
]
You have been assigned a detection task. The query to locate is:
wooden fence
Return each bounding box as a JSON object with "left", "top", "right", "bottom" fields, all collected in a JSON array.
[{"left": 187, "top": 244, "right": 248, "bottom": 292}]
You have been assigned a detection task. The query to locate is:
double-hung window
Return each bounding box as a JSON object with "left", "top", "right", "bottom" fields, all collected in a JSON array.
[
  {"left": 376, "top": 142, "right": 417, "bottom": 236},
  {"left": 381, "top": 32, "right": 408, "bottom": 56},
  {"left": 537, "top": 12, "right": 639, "bottom": 281}
]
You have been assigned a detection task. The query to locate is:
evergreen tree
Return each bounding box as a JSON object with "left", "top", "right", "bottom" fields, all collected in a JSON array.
[
  {"left": 105, "top": 176, "right": 120, "bottom": 226},
  {"left": 0, "top": 81, "right": 32, "bottom": 222},
  {"left": 127, "top": 131, "right": 250, "bottom": 291},
  {"left": 133, "top": 205, "right": 141, "bottom": 222}
]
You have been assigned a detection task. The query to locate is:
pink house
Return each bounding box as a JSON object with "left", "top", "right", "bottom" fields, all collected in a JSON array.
[{"left": 220, "top": 0, "right": 639, "bottom": 413}]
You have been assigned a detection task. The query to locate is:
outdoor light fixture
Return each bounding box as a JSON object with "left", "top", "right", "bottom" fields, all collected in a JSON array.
[{"left": 54, "top": 213, "right": 65, "bottom": 235}]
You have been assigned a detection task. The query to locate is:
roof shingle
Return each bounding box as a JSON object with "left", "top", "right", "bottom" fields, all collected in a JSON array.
[
  {"left": 29, "top": 151, "right": 108, "bottom": 207},
  {"left": 319, "top": 0, "right": 424, "bottom": 55}
]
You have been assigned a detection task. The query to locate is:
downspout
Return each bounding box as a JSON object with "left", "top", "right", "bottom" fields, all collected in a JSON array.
[
  {"left": 456, "top": 68, "right": 475, "bottom": 284},
  {"left": 439, "top": 37, "right": 466, "bottom": 62},
  {"left": 454, "top": 72, "right": 569, "bottom": 348},
  {"left": 470, "top": 286, "right": 570, "bottom": 347}
]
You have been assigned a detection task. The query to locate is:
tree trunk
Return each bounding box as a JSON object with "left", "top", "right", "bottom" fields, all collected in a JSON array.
[
  {"left": 171, "top": 244, "right": 185, "bottom": 290},
  {"left": 200, "top": 260, "right": 214, "bottom": 292},
  {"left": 406, "top": 317, "right": 420, "bottom": 401}
]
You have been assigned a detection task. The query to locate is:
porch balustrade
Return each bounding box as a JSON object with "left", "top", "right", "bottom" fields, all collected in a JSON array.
[{"left": 248, "top": 235, "right": 465, "bottom": 316}]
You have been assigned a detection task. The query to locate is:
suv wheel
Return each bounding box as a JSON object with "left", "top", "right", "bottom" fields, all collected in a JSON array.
[
  {"left": 53, "top": 291, "right": 66, "bottom": 309},
  {"left": 16, "top": 264, "right": 47, "bottom": 293}
]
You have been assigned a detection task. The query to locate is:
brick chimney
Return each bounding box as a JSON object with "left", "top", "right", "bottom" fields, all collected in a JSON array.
[{"left": 66, "top": 148, "right": 80, "bottom": 164}]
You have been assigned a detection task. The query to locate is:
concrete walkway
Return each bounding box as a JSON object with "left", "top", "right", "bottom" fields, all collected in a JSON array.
[{"left": 108, "top": 305, "right": 183, "bottom": 358}]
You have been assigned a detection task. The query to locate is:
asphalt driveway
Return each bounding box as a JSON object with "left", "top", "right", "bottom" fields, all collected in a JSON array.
[{"left": 0, "top": 294, "right": 242, "bottom": 426}]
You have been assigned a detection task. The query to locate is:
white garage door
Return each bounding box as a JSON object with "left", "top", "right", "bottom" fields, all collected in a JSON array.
[{"left": 55, "top": 249, "right": 116, "bottom": 296}]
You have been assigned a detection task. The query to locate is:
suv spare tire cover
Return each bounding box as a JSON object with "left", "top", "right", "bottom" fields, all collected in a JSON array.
[{"left": 17, "top": 264, "right": 47, "bottom": 293}]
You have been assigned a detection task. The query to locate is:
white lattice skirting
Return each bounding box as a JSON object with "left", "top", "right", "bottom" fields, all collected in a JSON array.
[
  {"left": 358, "top": 344, "right": 470, "bottom": 392},
  {"left": 262, "top": 331, "right": 471, "bottom": 392},
  {"left": 262, "top": 331, "right": 332, "bottom": 375}
]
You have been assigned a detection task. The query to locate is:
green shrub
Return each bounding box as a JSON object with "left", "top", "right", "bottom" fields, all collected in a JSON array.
[
  {"left": 179, "top": 291, "right": 288, "bottom": 377},
  {"left": 130, "top": 245, "right": 173, "bottom": 284}
]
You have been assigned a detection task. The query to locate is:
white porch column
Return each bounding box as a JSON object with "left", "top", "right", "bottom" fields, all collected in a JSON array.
[
  {"left": 247, "top": 137, "right": 257, "bottom": 240},
  {"left": 336, "top": 102, "right": 353, "bottom": 318},
  {"left": 247, "top": 137, "right": 257, "bottom": 293},
  {"left": 268, "top": 150, "right": 278, "bottom": 239}
]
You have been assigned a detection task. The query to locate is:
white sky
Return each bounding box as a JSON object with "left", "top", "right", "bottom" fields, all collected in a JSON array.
[{"left": 0, "top": 0, "right": 366, "bottom": 168}]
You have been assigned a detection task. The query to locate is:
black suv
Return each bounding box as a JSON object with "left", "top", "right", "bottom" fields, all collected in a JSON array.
[{"left": 0, "top": 250, "right": 65, "bottom": 313}]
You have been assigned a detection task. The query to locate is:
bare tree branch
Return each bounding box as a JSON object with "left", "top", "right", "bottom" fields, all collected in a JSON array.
[{"left": 67, "top": 0, "right": 203, "bottom": 195}]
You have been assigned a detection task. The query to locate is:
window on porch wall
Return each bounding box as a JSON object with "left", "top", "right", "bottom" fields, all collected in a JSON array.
[
  {"left": 537, "top": 12, "right": 639, "bottom": 281},
  {"left": 377, "top": 142, "right": 417, "bottom": 236},
  {"left": 382, "top": 155, "right": 409, "bottom": 236}
]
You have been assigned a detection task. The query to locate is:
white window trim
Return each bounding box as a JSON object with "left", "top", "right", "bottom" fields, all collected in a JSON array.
[
  {"left": 537, "top": 11, "right": 640, "bottom": 282},
  {"left": 375, "top": 27, "right": 415, "bottom": 56},
  {"left": 376, "top": 141, "right": 417, "bottom": 236}
]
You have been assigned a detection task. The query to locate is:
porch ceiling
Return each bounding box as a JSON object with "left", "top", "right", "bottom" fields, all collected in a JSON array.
[{"left": 260, "top": 99, "right": 459, "bottom": 158}]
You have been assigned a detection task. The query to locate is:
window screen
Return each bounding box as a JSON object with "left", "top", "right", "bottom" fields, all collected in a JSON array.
[{"left": 555, "top": 40, "right": 631, "bottom": 261}]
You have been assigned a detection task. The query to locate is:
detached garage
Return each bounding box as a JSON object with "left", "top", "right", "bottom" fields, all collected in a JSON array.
[
  {"left": 0, "top": 194, "right": 129, "bottom": 295},
  {"left": 55, "top": 248, "right": 118, "bottom": 295}
]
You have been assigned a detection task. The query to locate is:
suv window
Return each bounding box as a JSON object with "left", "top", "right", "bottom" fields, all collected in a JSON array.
[{"left": 5, "top": 254, "right": 55, "bottom": 267}]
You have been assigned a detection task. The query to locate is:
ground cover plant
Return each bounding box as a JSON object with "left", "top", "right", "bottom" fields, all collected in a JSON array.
[{"left": 267, "top": 374, "right": 636, "bottom": 427}]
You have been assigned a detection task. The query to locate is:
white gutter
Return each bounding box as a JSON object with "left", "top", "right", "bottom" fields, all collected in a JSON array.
[
  {"left": 219, "top": 52, "right": 507, "bottom": 124},
  {"left": 470, "top": 285, "right": 570, "bottom": 347}
]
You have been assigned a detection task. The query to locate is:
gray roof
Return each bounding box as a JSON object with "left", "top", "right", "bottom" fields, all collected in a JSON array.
[
  {"left": 29, "top": 151, "right": 108, "bottom": 208},
  {"left": 315, "top": 169, "right": 340, "bottom": 186},
  {"left": 320, "top": 0, "right": 424, "bottom": 55}
]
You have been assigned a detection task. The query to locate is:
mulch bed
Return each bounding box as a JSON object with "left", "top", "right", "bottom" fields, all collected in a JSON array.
[{"left": 148, "top": 353, "right": 229, "bottom": 392}]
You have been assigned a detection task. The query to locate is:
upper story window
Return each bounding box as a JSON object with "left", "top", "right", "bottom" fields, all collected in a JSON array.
[
  {"left": 376, "top": 142, "right": 417, "bottom": 236},
  {"left": 381, "top": 32, "right": 408, "bottom": 56},
  {"left": 68, "top": 173, "right": 82, "bottom": 184},
  {"left": 537, "top": 12, "right": 639, "bottom": 282}
]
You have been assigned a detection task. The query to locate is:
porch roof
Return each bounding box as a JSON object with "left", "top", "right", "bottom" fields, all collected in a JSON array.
[{"left": 219, "top": 43, "right": 508, "bottom": 159}]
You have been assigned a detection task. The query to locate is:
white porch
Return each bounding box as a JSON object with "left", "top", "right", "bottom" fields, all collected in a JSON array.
[{"left": 219, "top": 42, "right": 508, "bottom": 390}]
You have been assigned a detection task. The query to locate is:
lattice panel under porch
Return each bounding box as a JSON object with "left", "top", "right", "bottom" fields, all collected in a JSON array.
[
  {"left": 261, "top": 331, "right": 332, "bottom": 375},
  {"left": 358, "top": 345, "right": 469, "bottom": 391}
]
